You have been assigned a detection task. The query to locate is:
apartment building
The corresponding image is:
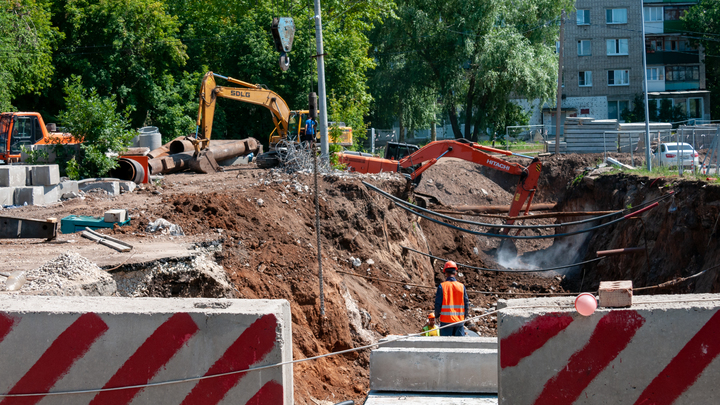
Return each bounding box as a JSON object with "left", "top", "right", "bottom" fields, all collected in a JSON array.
[{"left": 515, "top": 0, "right": 710, "bottom": 134}]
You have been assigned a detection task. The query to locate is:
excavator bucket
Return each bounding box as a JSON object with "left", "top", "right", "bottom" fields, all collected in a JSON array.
[{"left": 188, "top": 149, "right": 223, "bottom": 174}]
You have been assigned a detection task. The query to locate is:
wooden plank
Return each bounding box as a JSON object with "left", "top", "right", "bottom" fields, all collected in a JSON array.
[{"left": 81, "top": 231, "right": 132, "bottom": 252}]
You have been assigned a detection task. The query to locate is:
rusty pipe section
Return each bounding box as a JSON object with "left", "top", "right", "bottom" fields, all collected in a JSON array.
[
  {"left": 148, "top": 138, "right": 261, "bottom": 175},
  {"left": 148, "top": 136, "right": 184, "bottom": 159},
  {"left": 596, "top": 247, "right": 646, "bottom": 257}
]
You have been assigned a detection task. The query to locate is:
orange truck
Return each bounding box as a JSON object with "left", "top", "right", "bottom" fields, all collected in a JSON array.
[{"left": 0, "top": 112, "right": 78, "bottom": 164}]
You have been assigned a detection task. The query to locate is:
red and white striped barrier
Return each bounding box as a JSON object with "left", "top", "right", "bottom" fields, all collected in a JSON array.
[
  {"left": 0, "top": 296, "right": 292, "bottom": 405},
  {"left": 498, "top": 294, "right": 720, "bottom": 405}
]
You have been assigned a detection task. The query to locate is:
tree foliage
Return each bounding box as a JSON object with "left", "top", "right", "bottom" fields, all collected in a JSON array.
[
  {"left": 0, "top": 0, "right": 61, "bottom": 111},
  {"left": 369, "top": 0, "right": 571, "bottom": 141},
  {"left": 684, "top": 0, "right": 720, "bottom": 119},
  {"left": 59, "top": 76, "right": 136, "bottom": 179}
]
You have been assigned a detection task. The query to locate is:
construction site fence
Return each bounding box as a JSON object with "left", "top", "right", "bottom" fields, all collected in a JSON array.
[{"left": 602, "top": 125, "right": 720, "bottom": 177}]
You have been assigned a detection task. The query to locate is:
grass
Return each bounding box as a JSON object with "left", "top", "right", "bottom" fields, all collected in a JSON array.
[{"left": 603, "top": 164, "right": 719, "bottom": 182}]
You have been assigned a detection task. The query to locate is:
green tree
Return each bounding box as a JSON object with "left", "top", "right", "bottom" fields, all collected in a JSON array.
[
  {"left": 369, "top": 0, "right": 570, "bottom": 141},
  {"left": 684, "top": 0, "right": 720, "bottom": 119},
  {"left": 49, "top": 0, "right": 187, "bottom": 131},
  {"left": 59, "top": 76, "right": 136, "bottom": 179},
  {"left": 0, "top": 0, "right": 61, "bottom": 111}
]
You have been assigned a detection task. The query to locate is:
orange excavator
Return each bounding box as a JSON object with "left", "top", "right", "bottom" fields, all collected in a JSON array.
[{"left": 337, "top": 139, "right": 543, "bottom": 230}]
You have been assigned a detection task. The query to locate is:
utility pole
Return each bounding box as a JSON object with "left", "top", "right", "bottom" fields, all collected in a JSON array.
[
  {"left": 555, "top": 10, "right": 565, "bottom": 155},
  {"left": 312, "top": 0, "right": 329, "bottom": 159},
  {"left": 641, "top": 2, "right": 652, "bottom": 170}
]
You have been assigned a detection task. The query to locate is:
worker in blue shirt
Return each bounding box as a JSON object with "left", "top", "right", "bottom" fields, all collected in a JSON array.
[
  {"left": 303, "top": 117, "right": 317, "bottom": 143},
  {"left": 434, "top": 261, "right": 470, "bottom": 336}
]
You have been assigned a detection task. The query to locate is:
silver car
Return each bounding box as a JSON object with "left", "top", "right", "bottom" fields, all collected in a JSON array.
[{"left": 652, "top": 142, "right": 699, "bottom": 168}]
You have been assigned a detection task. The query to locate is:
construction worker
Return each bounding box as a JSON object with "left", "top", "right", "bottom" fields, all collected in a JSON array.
[
  {"left": 422, "top": 313, "right": 439, "bottom": 336},
  {"left": 434, "top": 261, "right": 469, "bottom": 337}
]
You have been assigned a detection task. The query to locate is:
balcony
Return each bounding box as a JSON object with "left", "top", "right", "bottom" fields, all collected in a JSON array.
[
  {"left": 666, "top": 81, "right": 700, "bottom": 91},
  {"left": 646, "top": 51, "right": 699, "bottom": 64}
]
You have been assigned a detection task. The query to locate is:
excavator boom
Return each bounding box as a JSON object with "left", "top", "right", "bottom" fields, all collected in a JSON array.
[
  {"left": 338, "top": 140, "right": 542, "bottom": 229},
  {"left": 194, "top": 71, "right": 292, "bottom": 152}
]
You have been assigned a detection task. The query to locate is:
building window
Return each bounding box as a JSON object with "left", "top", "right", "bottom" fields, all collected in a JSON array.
[
  {"left": 555, "top": 41, "right": 560, "bottom": 54},
  {"left": 608, "top": 100, "right": 630, "bottom": 120},
  {"left": 646, "top": 39, "right": 663, "bottom": 53},
  {"left": 579, "top": 71, "right": 592, "bottom": 87},
  {"left": 577, "top": 40, "right": 591, "bottom": 56},
  {"left": 644, "top": 7, "right": 663, "bottom": 22},
  {"left": 647, "top": 67, "right": 664, "bottom": 81},
  {"left": 606, "top": 9, "right": 628, "bottom": 24},
  {"left": 608, "top": 70, "right": 629, "bottom": 86},
  {"left": 666, "top": 65, "right": 699, "bottom": 81},
  {"left": 688, "top": 98, "right": 703, "bottom": 119},
  {"left": 664, "top": 6, "right": 690, "bottom": 21},
  {"left": 607, "top": 39, "right": 629, "bottom": 55},
  {"left": 577, "top": 10, "right": 590, "bottom": 25}
]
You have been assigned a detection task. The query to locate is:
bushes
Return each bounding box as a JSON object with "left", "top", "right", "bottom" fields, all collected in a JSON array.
[{"left": 58, "top": 76, "right": 136, "bottom": 179}]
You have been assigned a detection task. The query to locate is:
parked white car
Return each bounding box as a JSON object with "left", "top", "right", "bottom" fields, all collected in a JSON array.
[{"left": 651, "top": 142, "right": 699, "bottom": 168}]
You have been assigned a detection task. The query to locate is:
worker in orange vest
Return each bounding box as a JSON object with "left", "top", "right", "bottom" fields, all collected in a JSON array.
[{"left": 434, "top": 261, "right": 469, "bottom": 336}]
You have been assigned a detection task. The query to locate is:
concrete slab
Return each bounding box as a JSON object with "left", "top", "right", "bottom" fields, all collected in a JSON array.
[
  {"left": 0, "top": 166, "right": 26, "bottom": 187},
  {"left": 365, "top": 391, "right": 497, "bottom": 404},
  {"left": 118, "top": 181, "right": 136, "bottom": 193},
  {"left": 498, "top": 294, "right": 720, "bottom": 405},
  {"left": 0, "top": 187, "right": 13, "bottom": 206},
  {"left": 80, "top": 181, "right": 120, "bottom": 196},
  {"left": 370, "top": 347, "right": 497, "bottom": 393},
  {"left": 380, "top": 336, "right": 497, "bottom": 350},
  {"left": 30, "top": 164, "right": 60, "bottom": 186},
  {"left": 0, "top": 296, "right": 293, "bottom": 404},
  {"left": 43, "top": 184, "right": 60, "bottom": 204},
  {"left": 13, "top": 186, "right": 45, "bottom": 206}
]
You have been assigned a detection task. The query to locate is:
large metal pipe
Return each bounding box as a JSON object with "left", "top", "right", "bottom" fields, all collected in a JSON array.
[
  {"left": 148, "top": 136, "right": 185, "bottom": 159},
  {"left": 148, "top": 138, "right": 261, "bottom": 175}
]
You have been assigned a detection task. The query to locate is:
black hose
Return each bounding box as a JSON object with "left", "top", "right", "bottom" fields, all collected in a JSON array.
[
  {"left": 363, "top": 181, "right": 622, "bottom": 229},
  {"left": 401, "top": 245, "right": 605, "bottom": 273}
]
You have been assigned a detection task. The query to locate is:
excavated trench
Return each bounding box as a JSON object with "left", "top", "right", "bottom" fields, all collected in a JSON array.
[{"left": 98, "top": 156, "right": 720, "bottom": 404}]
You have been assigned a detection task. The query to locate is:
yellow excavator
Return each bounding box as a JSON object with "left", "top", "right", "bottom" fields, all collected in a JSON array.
[{"left": 191, "top": 71, "right": 352, "bottom": 170}]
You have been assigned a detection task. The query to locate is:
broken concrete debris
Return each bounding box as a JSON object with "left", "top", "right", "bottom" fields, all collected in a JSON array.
[{"left": 146, "top": 218, "right": 184, "bottom": 236}]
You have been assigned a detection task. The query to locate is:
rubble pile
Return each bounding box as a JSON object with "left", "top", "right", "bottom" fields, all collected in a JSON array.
[{"left": 21, "top": 252, "right": 116, "bottom": 296}]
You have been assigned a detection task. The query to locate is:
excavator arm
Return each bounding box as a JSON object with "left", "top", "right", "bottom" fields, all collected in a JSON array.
[
  {"left": 194, "top": 71, "right": 292, "bottom": 152},
  {"left": 338, "top": 140, "right": 543, "bottom": 229}
]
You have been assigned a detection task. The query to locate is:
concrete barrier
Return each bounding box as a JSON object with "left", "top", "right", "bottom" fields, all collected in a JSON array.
[
  {"left": 0, "top": 296, "right": 293, "bottom": 404},
  {"left": 379, "top": 336, "right": 497, "bottom": 350},
  {"left": 370, "top": 347, "right": 497, "bottom": 393},
  {"left": 498, "top": 294, "right": 720, "bottom": 405},
  {"left": 0, "top": 187, "right": 13, "bottom": 206},
  {"left": 365, "top": 391, "right": 498, "bottom": 404},
  {"left": 30, "top": 164, "right": 60, "bottom": 186},
  {"left": 80, "top": 181, "right": 120, "bottom": 196},
  {"left": 14, "top": 186, "right": 44, "bottom": 205},
  {"left": 0, "top": 166, "right": 25, "bottom": 187}
]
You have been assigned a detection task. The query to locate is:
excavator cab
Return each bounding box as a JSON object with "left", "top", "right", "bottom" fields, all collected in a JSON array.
[{"left": 384, "top": 142, "right": 419, "bottom": 161}]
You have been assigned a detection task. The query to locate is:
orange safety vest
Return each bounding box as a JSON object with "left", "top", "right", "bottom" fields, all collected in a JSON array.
[{"left": 439, "top": 280, "right": 465, "bottom": 323}]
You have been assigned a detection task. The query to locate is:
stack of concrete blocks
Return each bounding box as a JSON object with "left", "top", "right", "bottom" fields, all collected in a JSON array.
[
  {"left": 563, "top": 118, "right": 619, "bottom": 153},
  {"left": 367, "top": 336, "right": 498, "bottom": 403},
  {"left": 0, "top": 164, "right": 78, "bottom": 206}
]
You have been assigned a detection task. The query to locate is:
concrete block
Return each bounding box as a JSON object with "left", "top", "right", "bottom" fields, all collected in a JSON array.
[
  {"left": 379, "top": 336, "right": 497, "bottom": 350},
  {"left": 0, "top": 187, "right": 13, "bottom": 206},
  {"left": 104, "top": 209, "right": 127, "bottom": 223},
  {"left": 370, "top": 347, "right": 498, "bottom": 393},
  {"left": 219, "top": 153, "right": 254, "bottom": 167},
  {"left": 0, "top": 166, "right": 26, "bottom": 187},
  {"left": 118, "top": 181, "right": 136, "bottom": 193},
  {"left": 43, "top": 184, "right": 60, "bottom": 204},
  {"left": 23, "top": 165, "right": 37, "bottom": 186},
  {"left": 599, "top": 280, "right": 633, "bottom": 307},
  {"left": 498, "top": 294, "right": 720, "bottom": 405},
  {"left": 58, "top": 180, "right": 79, "bottom": 195},
  {"left": 80, "top": 181, "right": 120, "bottom": 196},
  {"left": 0, "top": 296, "right": 293, "bottom": 404},
  {"left": 13, "top": 186, "right": 45, "bottom": 206},
  {"left": 30, "top": 164, "right": 60, "bottom": 186},
  {"left": 365, "top": 391, "right": 498, "bottom": 404}
]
